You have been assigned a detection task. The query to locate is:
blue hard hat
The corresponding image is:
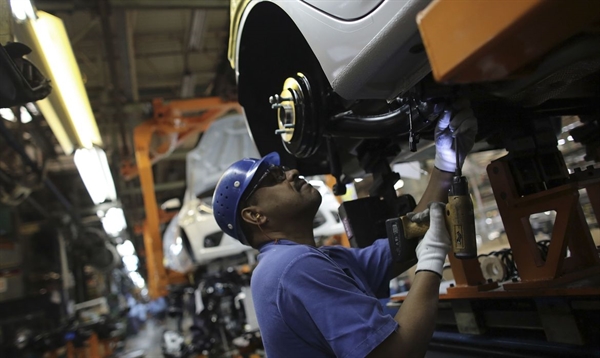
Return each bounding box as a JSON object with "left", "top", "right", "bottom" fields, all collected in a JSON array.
[{"left": 212, "top": 152, "right": 280, "bottom": 245}]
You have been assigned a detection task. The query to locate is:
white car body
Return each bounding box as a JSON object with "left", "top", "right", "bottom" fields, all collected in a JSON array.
[{"left": 234, "top": 0, "right": 431, "bottom": 100}]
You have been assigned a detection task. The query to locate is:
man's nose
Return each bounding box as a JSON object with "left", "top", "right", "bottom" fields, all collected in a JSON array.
[{"left": 286, "top": 169, "right": 300, "bottom": 180}]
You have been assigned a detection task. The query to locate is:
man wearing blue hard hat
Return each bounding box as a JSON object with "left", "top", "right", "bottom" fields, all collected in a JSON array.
[{"left": 213, "top": 101, "right": 477, "bottom": 358}]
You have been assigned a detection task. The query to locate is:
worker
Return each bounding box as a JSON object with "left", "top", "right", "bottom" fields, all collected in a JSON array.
[{"left": 212, "top": 100, "right": 477, "bottom": 357}]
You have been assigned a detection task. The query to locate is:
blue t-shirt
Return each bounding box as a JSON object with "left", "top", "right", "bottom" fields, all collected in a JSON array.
[{"left": 251, "top": 239, "right": 398, "bottom": 358}]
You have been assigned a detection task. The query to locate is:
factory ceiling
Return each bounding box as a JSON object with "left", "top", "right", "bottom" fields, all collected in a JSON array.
[{"left": 5, "top": 0, "right": 235, "bottom": 258}]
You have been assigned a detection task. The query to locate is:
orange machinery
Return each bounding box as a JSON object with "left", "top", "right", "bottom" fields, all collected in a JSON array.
[
  {"left": 122, "top": 97, "right": 242, "bottom": 298},
  {"left": 390, "top": 0, "right": 600, "bottom": 346}
]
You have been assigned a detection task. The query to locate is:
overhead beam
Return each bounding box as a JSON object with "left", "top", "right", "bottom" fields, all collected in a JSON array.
[
  {"left": 115, "top": 9, "right": 139, "bottom": 102},
  {"left": 87, "top": 73, "right": 215, "bottom": 89}
]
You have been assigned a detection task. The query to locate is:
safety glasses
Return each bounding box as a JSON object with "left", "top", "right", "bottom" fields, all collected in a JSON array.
[{"left": 243, "top": 165, "right": 290, "bottom": 202}]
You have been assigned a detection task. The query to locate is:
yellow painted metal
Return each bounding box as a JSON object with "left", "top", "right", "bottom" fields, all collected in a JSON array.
[
  {"left": 228, "top": 0, "right": 252, "bottom": 68},
  {"left": 417, "top": 0, "right": 600, "bottom": 83}
]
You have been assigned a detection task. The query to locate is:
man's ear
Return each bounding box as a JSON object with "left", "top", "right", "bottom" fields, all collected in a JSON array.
[{"left": 240, "top": 207, "right": 266, "bottom": 226}]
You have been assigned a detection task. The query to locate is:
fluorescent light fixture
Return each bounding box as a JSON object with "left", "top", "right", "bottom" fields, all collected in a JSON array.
[
  {"left": 128, "top": 271, "right": 146, "bottom": 288},
  {"left": 117, "top": 240, "right": 135, "bottom": 257},
  {"left": 354, "top": 178, "right": 363, "bottom": 183},
  {"left": 30, "top": 12, "right": 101, "bottom": 148},
  {"left": 122, "top": 255, "right": 139, "bottom": 272},
  {"left": 180, "top": 73, "right": 196, "bottom": 98},
  {"left": 101, "top": 207, "right": 127, "bottom": 237},
  {"left": 74, "top": 147, "right": 117, "bottom": 204},
  {"left": 10, "top": 0, "right": 36, "bottom": 21},
  {"left": 188, "top": 9, "right": 207, "bottom": 51},
  {"left": 25, "top": 102, "right": 39, "bottom": 115},
  {"left": 0, "top": 108, "right": 16, "bottom": 122},
  {"left": 12, "top": 11, "right": 102, "bottom": 153},
  {"left": 36, "top": 98, "right": 74, "bottom": 154},
  {"left": 19, "top": 107, "right": 32, "bottom": 124}
]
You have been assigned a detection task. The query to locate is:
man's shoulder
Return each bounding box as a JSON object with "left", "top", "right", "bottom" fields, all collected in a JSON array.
[
  {"left": 255, "top": 244, "right": 337, "bottom": 280},
  {"left": 261, "top": 243, "right": 324, "bottom": 266}
]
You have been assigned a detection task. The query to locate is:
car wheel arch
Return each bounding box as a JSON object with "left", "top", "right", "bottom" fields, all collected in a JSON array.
[{"left": 237, "top": 2, "right": 331, "bottom": 175}]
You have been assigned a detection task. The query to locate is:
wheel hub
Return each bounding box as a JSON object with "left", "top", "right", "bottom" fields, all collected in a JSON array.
[{"left": 269, "top": 73, "right": 321, "bottom": 158}]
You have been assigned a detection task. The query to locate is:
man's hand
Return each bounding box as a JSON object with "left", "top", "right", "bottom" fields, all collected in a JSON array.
[
  {"left": 434, "top": 98, "right": 478, "bottom": 173},
  {"left": 411, "top": 202, "right": 451, "bottom": 277}
]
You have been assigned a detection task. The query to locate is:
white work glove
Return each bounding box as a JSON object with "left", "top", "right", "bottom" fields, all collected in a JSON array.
[
  {"left": 408, "top": 202, "right": 452, "bottom": 277},
  {"left": 434, "top": 98, "right": 478, "bottom": 173}
]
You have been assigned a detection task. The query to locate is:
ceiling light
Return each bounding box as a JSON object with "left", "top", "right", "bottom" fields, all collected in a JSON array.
[
  {"left": 19, "top": 107, "right": 32, "bottom": 124},
  {"left": 25, "top": 102, "right": 39, "bottom": 115},
  {"left": 13, "top": 11, "right": 102, "bottom": 152},
  {"left": 188, "top": 9, "right": 207, "bottom": 51},
  {"left": 180, "top": 73, "right": 196, "bottom": 98},
  {"left": 116, "top": 240, "right": 135, "bottom": 257},
  {"left": 101, "top": 207, "right": 127, "bottom": 237},
  {"left": 10, "top": 0, "right": 36, "bottom": 21},
  {"left": 31, "top": 13, "right": 101, "bottom": 148},
  {"left": 122, "top": 255, "right": 139, "bottom": 272},
  {"left": 35, "top": 98, "right": 74, "bottom": 154},
  {"left": 0, "top": 108, "right": 16, "bottom": 122},
  {"left": 74, "top": 147, "right": 117, "bottom": 204},
  {"left": 128, "top": 271, "right": 146, "bottom": 288}
]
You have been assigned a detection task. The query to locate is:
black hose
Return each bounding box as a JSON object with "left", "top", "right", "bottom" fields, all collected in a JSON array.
[{"left": 326, "top": 105, "right": 420, "bottom": 138}]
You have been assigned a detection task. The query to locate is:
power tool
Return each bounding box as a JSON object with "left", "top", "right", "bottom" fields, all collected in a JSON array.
[{"left": 386, "top": 137, "right": 477, "bottom": 262}]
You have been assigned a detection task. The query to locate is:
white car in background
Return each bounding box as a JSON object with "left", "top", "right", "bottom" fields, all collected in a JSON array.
[
  {"left": 162, "top": 114, "right": 346, "bottom": 273},
  {"left": 230, "top": 0, "right": 600, "bottom": 192}
]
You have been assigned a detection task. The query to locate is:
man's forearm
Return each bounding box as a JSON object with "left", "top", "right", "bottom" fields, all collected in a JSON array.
[
  {"left": 395, "top": 271, "right": 441, "bottom": 357},
  {"left": 368, "top": 271, "right": 441, "bottom": 357}
]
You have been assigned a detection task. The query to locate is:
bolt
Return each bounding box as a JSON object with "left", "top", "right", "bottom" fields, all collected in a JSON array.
[
  {"left": 271, "top": 103, "right": 285, "bottom": 109},
  {"left": 269, "top": 94, "right": 293, "bottom": 104},
  {"left": 234, "top": 181, "right": 240, "bottom": 188},
  {"left": 283, "top": 123, "right": 295, "bottom": 128},
  {"left": 487, "top": 278, "right": 493, "bottom": 283},
  {"left": 275, "top": 129, "right": 292, "bottom": 135},
  {"left": 449, "top": 283, "right": 455, "bottom": 288},
  {"left": 227, "top": 224, "right": 233, "bottom": 230}
]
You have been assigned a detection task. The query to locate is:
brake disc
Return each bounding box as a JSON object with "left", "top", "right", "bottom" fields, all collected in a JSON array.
[{"left": 269, "top": 73, "right": 322, "bottom": 158}]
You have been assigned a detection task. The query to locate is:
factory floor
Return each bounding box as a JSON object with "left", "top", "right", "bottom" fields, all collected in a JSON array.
[
  {"left": 120, "top": 318, "right": 472, "bottom": 358},
  {"left": 123, "top": 319, "right": 164, "bottom": 358}
]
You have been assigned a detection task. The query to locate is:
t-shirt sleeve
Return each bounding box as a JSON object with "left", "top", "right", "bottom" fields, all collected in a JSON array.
[
  {"left": 349, "top": 238, "right": 394, "bottom": 298},
  {"left": 278, "top": 251, "right": 398, "bottom": 358}
]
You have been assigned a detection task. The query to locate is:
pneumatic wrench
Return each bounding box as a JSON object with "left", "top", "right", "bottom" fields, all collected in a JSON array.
[{"left": 386, "top": 137, "right": 477, "bottom": 263}]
